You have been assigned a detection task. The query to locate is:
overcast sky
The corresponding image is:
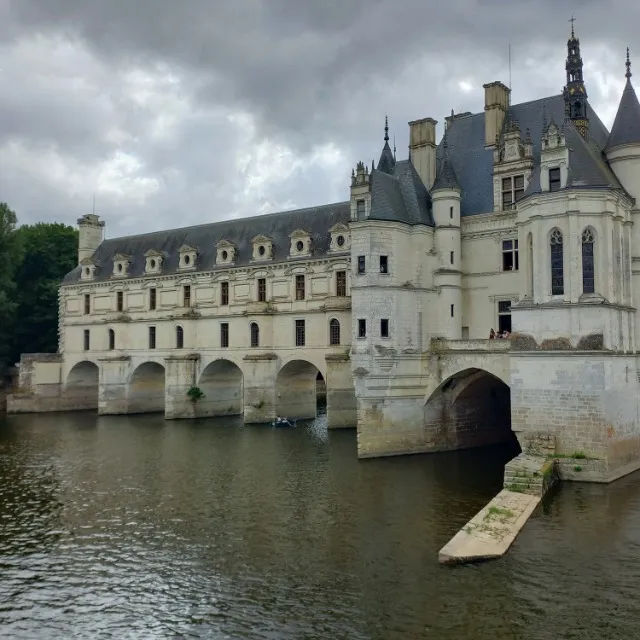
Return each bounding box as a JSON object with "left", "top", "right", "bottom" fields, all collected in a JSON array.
[{"left": 0, "top": 0, "right": 636, "bottom": 238}]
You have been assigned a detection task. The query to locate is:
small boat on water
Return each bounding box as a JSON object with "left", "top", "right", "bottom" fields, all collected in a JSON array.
[{"left": 271, "top": 417, "right": 297, "bottom": 428}]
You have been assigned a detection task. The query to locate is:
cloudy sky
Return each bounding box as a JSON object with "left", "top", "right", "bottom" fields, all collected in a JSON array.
[{"left": 0, "top": 0, "right": 636, "bottom": 237}]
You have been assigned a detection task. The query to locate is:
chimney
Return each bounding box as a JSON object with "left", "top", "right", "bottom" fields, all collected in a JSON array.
[
  {"left": 483, "top": 81, "right": 510, "bottom": 147},
  {"left": 77, "top": 214, "right": 105, "bottom": 264},
  {"left": 408, "top": 117, "right": 437, "bottom": 189}
]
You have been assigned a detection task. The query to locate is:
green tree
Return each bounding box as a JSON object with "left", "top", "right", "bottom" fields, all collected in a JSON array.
[
  {"left": 0, "top": 202, "right": 23, "bottom": 370},
  {"left": 10, "top": 223, "right": 78, "bottom": 364}
]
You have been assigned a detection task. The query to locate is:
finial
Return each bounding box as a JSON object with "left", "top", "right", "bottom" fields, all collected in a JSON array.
[
  {"left": 372, "top": 158, "right": 375, "bottom": 171},
  {"left": 626, "top": 47, "right": 632, "bottom": 80},
  {"left": 393, "top": 135, "right": 396, "bottom": 159},
  {"left": 542, "top": 105, "right": 548, "bottom": 131},
  {"left": 384, "top": 115, "right": 389, "bottom": 142},
  {"left": 569, "top": 15, "right": 576, "bottom": 39}
]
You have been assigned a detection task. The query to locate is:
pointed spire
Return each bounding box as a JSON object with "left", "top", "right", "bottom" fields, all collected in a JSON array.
[
  {"left": 377, "top": 115, "right": 396, "bottom": 174},
  {"left": 432, "top": 129, "right": 460, "bottom": 192},
  {"left": 569, "top": 15, "right": 576, "bottom": 40},
  {"left": 626, "top": 47, "right": 632, "bottom": 80},
  {"left": 384, "top": 115, "right": 389, "bottom": 143},
  {"left": 372, "top": 158, "right": 375, "bottom": 171},
  {"left": 606, "top": 49, "right": 640, "bottom": 151},
  {"left": 563, "top": 18, "right": 589, "bottom": 138}
]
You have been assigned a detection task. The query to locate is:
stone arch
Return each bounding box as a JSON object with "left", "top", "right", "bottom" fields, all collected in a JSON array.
[
  {"left": 65, "top": 360, "right": 99, "bottom": 410},
  {"left": 276, "top": 359, "right": 323, "bottom": 420},
  {"left": 197, "top": 359, "right": 244, "bottom": 417},
  {"left": 423, "top": 368, "right": 518, "bottom": 453},
  {"left": 128, "top": 361, "right": 166, "bottom": 414}
]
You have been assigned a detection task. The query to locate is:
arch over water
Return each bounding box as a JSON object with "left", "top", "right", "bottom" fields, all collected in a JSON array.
[
  {"left": 197, "top": 359, "right": 244, "bottom": 417},
  {"left": 128, "top": 362, "right": 166, "bottom": 414},
  {"left": 276, "top": 360, "right": 323, "bottom": 420},
  {"left": 65, "top": 361, "right": 99, "bottom": 410},
  {"left": 424, "top": 368, "right": 518, "bottom": 452}
]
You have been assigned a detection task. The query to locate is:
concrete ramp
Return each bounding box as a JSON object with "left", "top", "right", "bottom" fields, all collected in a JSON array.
[{"left": 438, "top": 490, "right": 540, "bottom": 564}]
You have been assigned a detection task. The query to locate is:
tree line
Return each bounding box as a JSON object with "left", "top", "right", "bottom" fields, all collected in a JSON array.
[{"left": 0, "top": 202, "right": 78, "bottom": 374}]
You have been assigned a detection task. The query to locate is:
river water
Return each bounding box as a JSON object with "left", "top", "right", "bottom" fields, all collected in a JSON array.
[{"left": 0, "top": 412, "right": 639, "bottom": 639}]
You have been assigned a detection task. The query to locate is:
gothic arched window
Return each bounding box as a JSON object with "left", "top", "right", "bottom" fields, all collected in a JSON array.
[
  {"left": 250, "top": 322, "right": 259, "bottom": 348},
  {"left": 176, "top": 325, "right": 184, "bottom": 349},
  {"left": 582, "top": 228, "right": 595, "bottom": 294},
  {"left": 550, "top": 228, "right": 564, "bottom": 295},
  {"left": 329, "top": 319, "right": 340, "bottom": 346}
]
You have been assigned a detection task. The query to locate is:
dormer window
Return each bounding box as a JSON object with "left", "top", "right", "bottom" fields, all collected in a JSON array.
[
  {"left": 112, "top": 253, "right": 131, "bottom": 278},
  {"left": 144, "top": 249, "right": 163, "bottom": 274},
  {"left": 328, "top": 224, "right": 350, "bottom": 253},
  {"left": 288, "top": 230, "right": 311, "bottom": 258},
  {"left": 549, "top": 168, "right": 561, "bottom": 192},
  {"left": 251, "top": 235, "right": 273, "bottom": 262},
  {"left": 501, "top": 175, "right": 524, "bottom": 211},
  {"left": 80, "top": 257, "right": 97, "bottom": 281},
  {"left": 178, "top": 245, "right": 197, "bottom": 270},
  {"left": 216, "top": 240, "right": 236, "bottom": 266}
]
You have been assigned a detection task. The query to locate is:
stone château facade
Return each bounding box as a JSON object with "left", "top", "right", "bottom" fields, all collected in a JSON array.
[{"left": 10, "top": 29, "right": 640, "bottom": 482}]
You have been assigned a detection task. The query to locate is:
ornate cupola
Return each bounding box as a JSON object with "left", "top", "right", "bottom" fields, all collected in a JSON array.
[{"left": 563, "top": 18, "right": 589, "bottom": 138}]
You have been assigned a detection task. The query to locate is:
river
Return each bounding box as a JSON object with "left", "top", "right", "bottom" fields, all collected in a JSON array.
[{"left": 0, "top": 411, "right": 639, "bottom": 639}]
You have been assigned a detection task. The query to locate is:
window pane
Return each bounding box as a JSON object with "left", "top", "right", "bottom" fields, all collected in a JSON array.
[
  {"left": 498, "top": 300, "right": 511, "bottom": 313},
  {"left": 357, "top": 256, "right": 365, "bottom": 274},
  {"left": 358, "top": 319, "right": 366, "bottom": 338},
  {"left": 336, "top": 271, "right": 346, "bottom": 297},
  {"left": 502, "top": 240, "right": 512, "bottom": 251},
  {"left": 582, "top": 237, "right": 595, "bottom": 294},
  {"left": 551, "top": 242, "right": 564, "bottom": 295},
  {"left": 380, "top": 319, "right": 389, "bottom": 338},
  {"left": 514, "top": 175, "right": 525, "bottom": 189},
  {"left": 502, "top": 177, "right": 511, "bottom": 191},
  {"left": 329, "top": 319, "right": 340, "bottom": 345}
]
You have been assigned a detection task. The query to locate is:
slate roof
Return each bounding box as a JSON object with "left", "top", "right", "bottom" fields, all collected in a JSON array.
[
  {"left": 377, "top": 141, "right": 396, "bottom": 174},
  {"left": 437, "top": 94, "right": 614, "bottom": 216},
  {"left": 606, "top": 78, "right": 640, "bottom": 150},
  {"left": 368, "top": 159, "right": 434, "bottom": 226},
  {"left": 62, "top": 202, "right": 350, "bottom": 284},
  {"left": 432, "top": 136, "right": 461, "bottom": 191}
]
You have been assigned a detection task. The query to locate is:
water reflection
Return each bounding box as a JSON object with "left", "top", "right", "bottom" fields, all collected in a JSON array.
[{"left": 0, "top": 412, "right": 638, "bottom": 638}]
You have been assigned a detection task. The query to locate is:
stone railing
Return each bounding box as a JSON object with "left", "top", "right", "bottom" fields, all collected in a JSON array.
[{"left": 430, "top": 338, "right": 511, "bottom": 352}]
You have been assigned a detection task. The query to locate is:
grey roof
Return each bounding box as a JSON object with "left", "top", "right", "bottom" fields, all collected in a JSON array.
[
  {"left": 432, "top": 152, "right": 461, "bottom": 191},
  {"left": 62, "top": 202, "right": 350, "bottom": 284},
  {"left": 606, "top": 79, "right": 640, "bottom": 150},
  {"left": 369, "top": 159, "right": 434, "bottom": 226},
  {"left": 439, "top": 94, "right": 613, "bottom": 216},
  {"left": 377, "top": 141, "right": 396, "bottom": 174}
]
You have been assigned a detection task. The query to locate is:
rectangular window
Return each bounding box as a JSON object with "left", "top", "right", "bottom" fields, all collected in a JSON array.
[
  {"left": 357, "top": 256, "right": 366, "bottom": 274},
  {"left": 149, "top": 326, "right": 156, "bottom": 349},
  {"left": 336, "top": 270, "right": 347, "bottom": 297},
  {"left": 257, "top": 278, "right": 267, "bottom": 302},
  {"left": 356, "top": 199, "right": 365, "bottom": 220},
  {"left": 549, "top": 168, "right": 561, "bottom": 192},
  {"left": 450, "top": 206, "right": 454, "bottom": 219},
  {"left": 502, "top": 239, "right": 519, "bottom": 271},
  {"left": 380, "top": 255, "right": 388, "bottom": 274},
  {"left": 220, "top": 322, "right": 229, "bottom": 348},
  {"left": 84, "top": 294, "right": 90, "bottom": 315},
  {"left": 501, "top": 174, "right": 525, "bottom": 210},
  {"left": 116, "top": 291, "right": 123, "bottom": 312},
  {"left": 358, "top": 318, "right": 366, "bottom": 338},
  {"left": 450, "top": 251, "right": 454, "bottom": 265},
  {"left": 380, "top": 319, "right": 389, "bottom": 338},
  {"left": 221, "top": 281, "right": 229, "bottom": 306},
  {"left": 295, "top": 275, "right": 305, "bottom": 300},
  {"left": 450, "top": 304, "right": 454, "bottom": 318},
  {"left": 108, "top": 329, "right": 115, "bottom": 350},
  {"left": 498, "top": 300, "right": 512, "bottom": 333},
  {"left": 183, "top": 285, "right": 191, "bottom": 307},
  {"left": 295, "top": 319, "right": 305, "bottom": 346},
  {"left": 83, "top": 329, "right": 90, "bottom": 351},
  {"left": 149, "top": 287, "right": 157, "bottom": 310}
]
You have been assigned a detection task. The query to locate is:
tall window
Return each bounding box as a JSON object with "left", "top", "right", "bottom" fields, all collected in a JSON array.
[
  {"left": 582, "top": 228, "right": 595, "bottom": 294},
  {"left": 336, "top": 271, "right": 347, "bottom": 297},
  {"left": 295, "top": 320, "right": 305, "bottom": 346},
  {"left": 250, "top": 322, "right": 259, "bottom": 347},
  {"left": 257, "top": 278, "right": 267, "bottom": 302},
  {"left": 380, "top": 256, "right": 388, "bottom": 274},
  {"left": 220, "top": 323, "right": 229, "bottom": 348},
  {"left": 295, "top": 275, "right": 305, "bottom": 300},
  {"left": 356, "top": 199, "right": 365, "bottom": 220},
  {"left": 550, "top": 228, "right": 564, "bottom": 295},
  {"left": 149, "top": 287, "right": 157, "bottom": 310},
  {"left": 380, "top": 319, "right": 389, "bottom": 338},
  {"left": 502, "top": 239, "right": 519, "bottom": 271},
  {"left": 149, "top": 326, "right": 156, "bottom": 349},
  {"left": 84, "top": 294, "right": 90, "bottom": 315},
  {"left": 329, "top": 319, "right": 340, "bottom": 345},
  {"left": 498, "top": 301, "right": 512, "bottom": 333},
  {"left": 221, "top": 281, "right": 229, "bottom": 306},
  {"left": 549, "top": 168, "right": 561, "bottom": 192},
  {"left": 358, "top": 319, "right": 366, "bottom": 338},
  {"left": 450, "top": 304, "right": 455, "bottom": 318},
  {"left": 501, "top": 175, "right": 524, "bottom": 210},
  {"left": 527, "top": 233, "right": 534, "bottom": 298},
  {"left": 183, "top": 285, "right": 191, "bottom": 307},
  {"left": 83, "top": 329, "right": 90, "bottom": 351},
  {"left": 357, "top": 256, "right": 365, "bottom": 274},
  {"left": 176, "top": 325, "right": 184, "bottom": 349},
  {"left": 116, "top": 291, "right": 124, "bottom": 312},
  {"left": 108, "top": 329, "right": 115, "bottom": 350}
]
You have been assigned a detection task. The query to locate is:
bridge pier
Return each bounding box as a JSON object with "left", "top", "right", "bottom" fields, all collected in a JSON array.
[
  {"left": 98, "top": 356, "right": 130, "bottom": 415},
  {"left": 165, "top": 354, "right": 199, "bottom": 419},
  {"left": 243, "top": 353, "right": 278, "bottom": 424},
  {"left": 325, "top": 353, "right": 357, "bottom": 429}
]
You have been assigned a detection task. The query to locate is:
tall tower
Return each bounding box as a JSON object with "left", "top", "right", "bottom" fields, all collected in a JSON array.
[{"left": 563, "top": 18, "right": 589, "bottom": 138}]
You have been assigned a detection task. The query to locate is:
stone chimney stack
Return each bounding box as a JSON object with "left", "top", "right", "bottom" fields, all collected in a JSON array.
[
  {"left": 483, "top": 81, "right": 510, "bottom": 147},
  {"left": 77, "top": 214, "right": 105, "bottom": 264},
  {"left": 408, "top": 117, "right": 437, "bottom": 189}
]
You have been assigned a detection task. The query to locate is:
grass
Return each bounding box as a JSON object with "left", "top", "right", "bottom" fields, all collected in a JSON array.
[{"left": 485, "top": 506, "right": 515, "bottom": 520}]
